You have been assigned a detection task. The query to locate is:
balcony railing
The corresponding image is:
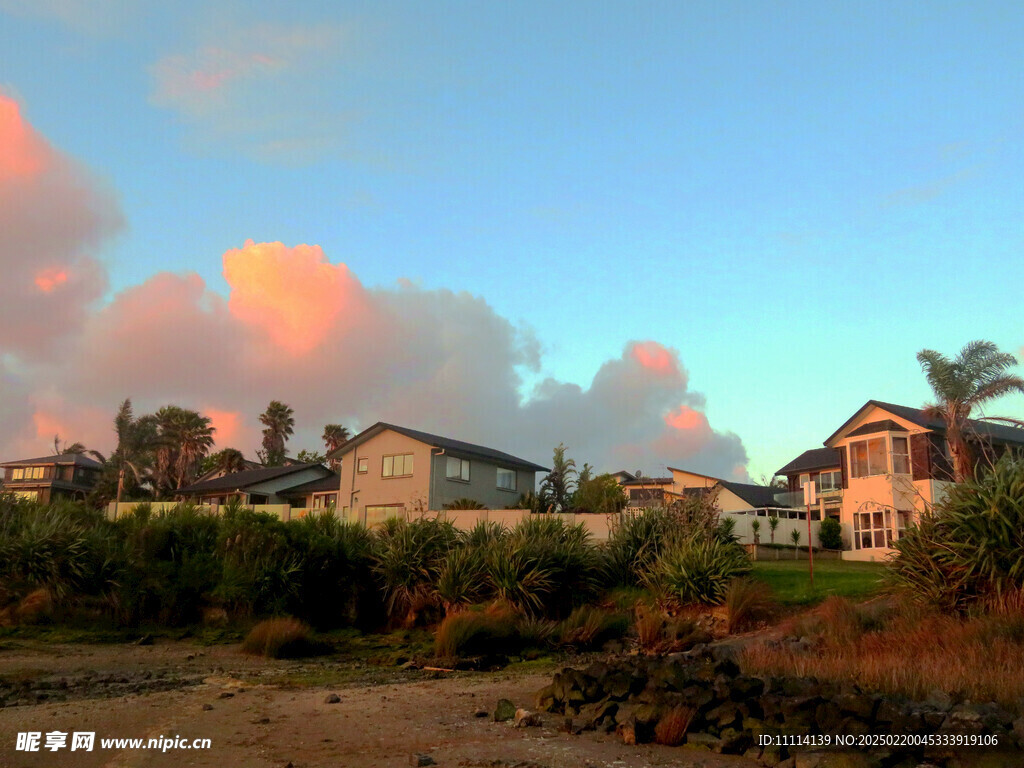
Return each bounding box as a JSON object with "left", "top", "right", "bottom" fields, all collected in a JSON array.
[{"left": 774, "top": 488, "right": 842, "bottom": 508}]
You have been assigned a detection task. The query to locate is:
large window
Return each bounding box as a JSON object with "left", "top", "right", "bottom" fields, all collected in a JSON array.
[
  {"left": 497, "top": 467, "right": 516, "bottom": 491},
  {"left": 852, "top": 509, "right": 910, "bottom": 550},
  {"left": 891, "top": 437, "right": 911, "bottom": 474},
  {"left": 850, "top": 437, "right": 887, "bottom": 478},
  {"left": 816, "top": 470, "right": 842, "bottom": 493},
  {"left": 11, "top": 468, "right": 23, "bottom": 480},
  {"left": 446, "top": 456, "right": 470, "bottom": 482},
  {"left": 382, "top": 453, "right": 414, "bottom": 477}
]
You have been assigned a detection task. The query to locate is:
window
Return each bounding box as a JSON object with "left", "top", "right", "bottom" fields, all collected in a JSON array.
[
  {"left": 14, "top": 490, "right": 38, "bottom": 501},
  {"left": 798, "top": 473, "right": 810, "bottom": 488},
  {"left": 446, "top": 456, "right": 470, "bottom": 482},
  {"left": 357, "top": 457, "right": 368, "bottom": 474},
  {"left": 382, "top": 453, "right": 413, "bottom": 477},
  {"left": 497, "top": 467, "right": 516, "bottom": 491},
  {"left": 853, "top": 509, "right": 899, "bottom": 550},
  {"left": 850, "top": 437, "right": 887, "bottom": 477},
  {"left": 816, "top": 470, "right": 842, "bottom": 493},
  {"left": 891, "top": 437, "right": 911, "bottom": 474},
  {"left": 11, "top": 468, "right": 23, "bottom": 480}
]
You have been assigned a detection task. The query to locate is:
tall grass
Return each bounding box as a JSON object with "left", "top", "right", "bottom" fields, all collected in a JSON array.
[{"left": 741, "top": 596, "right": 1024, "bottom": 706}]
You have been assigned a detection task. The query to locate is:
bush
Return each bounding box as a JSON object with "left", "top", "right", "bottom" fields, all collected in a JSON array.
[
  {"left": 433, "top": 604, "right": 519, "bottom": 657},
  {"left": 818, "top": 517, "right": 843, "bottom": 550},
  {"left": 557, "top": 605, "right": 628, "bottom": 650},
  {"left": 373, "top": 518, "right": 459, "bottom": 626},
  {"left": 889, "top": 455, "right": 1024, "bottom": 610},
  {"left": 242, "top": 617, "right": 321, "bottom": 658},
  {"left": 653, "top": 536, "right": 751, "bottom": 605},
  {"left": 654, "top": 705, "right": 696, "bottom": 746},
  {"left": 725, "top": 578, "right": 778, "bottom": 634}
]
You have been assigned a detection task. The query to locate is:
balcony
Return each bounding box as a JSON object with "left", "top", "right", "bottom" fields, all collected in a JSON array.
[{"left": 774, "top": 488, "right": 842, "bottom": 508}]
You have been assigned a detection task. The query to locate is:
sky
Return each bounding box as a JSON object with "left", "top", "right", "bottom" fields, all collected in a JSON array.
[{"left": 2, "top": 1, "right": 1023, "bottom": 482}]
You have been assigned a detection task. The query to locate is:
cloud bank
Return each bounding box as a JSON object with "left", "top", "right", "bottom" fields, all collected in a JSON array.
[{"left": 1, "top": 93, "right": 748, "bottom": 480}]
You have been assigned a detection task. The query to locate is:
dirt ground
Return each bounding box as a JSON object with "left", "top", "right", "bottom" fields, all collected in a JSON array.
[{"left": 0, "top": 640, "right": 758, "bottom": 768}]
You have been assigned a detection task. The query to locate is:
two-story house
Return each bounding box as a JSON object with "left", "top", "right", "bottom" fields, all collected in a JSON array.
[
  {"left": 0, "top": 453, "right": 103, "bottom": 502},
  {"left": 778, "top": 400, "right": 1024, "bottom": 560},
  {"left": 326, "top": 423, "right": 548, "bottom": 526}
]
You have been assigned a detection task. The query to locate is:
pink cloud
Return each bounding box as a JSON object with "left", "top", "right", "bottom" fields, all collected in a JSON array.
[
  {"left": 632, "top": 341, "right": 678, "bottom": 376},
  {"left": 223, "top": 240, "right": 370, "bottom": 355},
  {"left": 664, "top": 405, "right": 707, "bottom": 432},
  {"left": 0, "top": 91, "right": 117, "bottom": 358}
]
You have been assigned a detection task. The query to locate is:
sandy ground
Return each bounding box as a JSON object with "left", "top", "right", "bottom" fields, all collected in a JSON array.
[{"left": 0, "top": 641, "right": 758, "bottom": 768}]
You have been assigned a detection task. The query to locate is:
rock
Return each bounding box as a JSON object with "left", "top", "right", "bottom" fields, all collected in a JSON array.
[
  {"left": 400, "top": 661, "right": 420, "bottom": 670},
  {"left": 683, "top": 732, "right": 720, "bottom": 751},
  {"left": 410, "top": 754, "right": 435, "bottom": 767},
  {"left": 324, "top": 693, "right": 341, "bottom": 704},
  {"left": 534, "top": 683, "right": 556, "bottom": 712},
  {"left": 494, "top": 698, "right": 517, "bottom": 722},
  {"left": 616, "top": 715, "right": 637, "bottom": 745},
  {"left": 474, "top": 709, "right": 488, "bottom": 718},
  {"left": 513, "top": 708, "right": 542, "bottom": 728},
  {"left": 201, "top": 703, "right": 213, "bottom": 711},
  {"left": 218, "top": 692, "right": 234, "bottom": 699}
]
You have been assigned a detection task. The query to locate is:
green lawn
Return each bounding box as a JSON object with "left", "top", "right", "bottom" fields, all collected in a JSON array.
[{"left": 750, "top": 559, "right": 887, "bottom": 606}]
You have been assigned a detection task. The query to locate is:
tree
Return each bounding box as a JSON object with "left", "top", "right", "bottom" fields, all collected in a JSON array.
[
  {"left": 572, "top": 472, "right": 627, "bottom": 515},
  {"left": 258, "top": 401, "right": 295, "bottom": 466},
  {"left": 90, "top": 399, "right": 159, "bottom": 505},
  {"left": 295, "top": 449, "right": 326, "bottom": 466},
  {"left": 768, "top": 515, "right": 779, "bottom": 545},
  {"left": 53, "top": 435, "right": 87, "bottom": 455},
  {"left": 202, "top": 448, "right": 247, "bottom": 476},
  {"left": 917, "top": 340, "right": 1024, "bottom": 483},
  {"left": 751, "top": 518, "right": 761, "bottom": 546},
  {"left": 538, "top": 443, "right": 577, "bottom": 513},
  {"left": 322, "top": 424, "right": 351, "bottom": 454},
  {"left": 151, "top": 406, "right": 215, "bottom": 497},
  {"left": 790, "top": 528, "right": 801, "bottom": 558},
  {"left": 818, "top": 517, "right": 843, "bottom": 550}
]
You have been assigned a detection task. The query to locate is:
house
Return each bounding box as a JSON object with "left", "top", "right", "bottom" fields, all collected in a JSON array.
[
  {"left": 282, "top": 472, "right": 341, "bottom": 510},
  {"left": 777, "top": 400, "right": 1024, "bottom": 560},
  {"left": 325, "top": 423, "right": 548, "bottom": 526},
  {"left": 176, "top": 462, "right": 336, "bottom": 505},
  {"left": 0, "top": 453, "right": 103, "bottom": 502},
  {"left": 615, "top": 467, "right": 796, "bottom": 518},
  {"left": 191, "top": 457, "right": 264, "bottom": 485}
]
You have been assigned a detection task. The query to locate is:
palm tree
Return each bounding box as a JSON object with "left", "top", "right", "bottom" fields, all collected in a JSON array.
[
  {"left": 790, "top": 528, "right": 801, "bottom": 558},
  {"left": 211, "top": 448, "right": 247, "bottom": 474},
  {"left": 917, "top": 341, "right": 1024, "bottom": 483},
  {"left": 91, "top": 399, "right": 158, "bottom": 504},
  {"left": 539, "top": 443, "right": 577, "bottom": 513},
  {"left": 172, "top": 411, "right": 216, "bottom": 489},
  {"left": 322, "top": 424, "right": 351, "bottom": 454},
  {"left": 259, "top": 400, "right": 295, "bottom": 466}
]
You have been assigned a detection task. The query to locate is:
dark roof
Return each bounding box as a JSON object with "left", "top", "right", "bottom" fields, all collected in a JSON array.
[
  {"left": 717, "top": 481, "right": 785, "bottom": 509},
  {"left": 611, "top": 470, "right": 637, "bottom": 481},
  {"left": 620, "top": 477, "right": 673, "bottom": 486},
  {"left": 846, "top": 419, "right": 908, "bottom": 437},
  {"left": 825, "top": 400, "right": 1024, "bottom": 447},
  {"left": 327, "top": 422, "right": 549, "bottom": 473},
  {"left": 1, "top": 453, "right": 103, "bottom": 469},
  {"left": 776, "top": 447, "right": 842, "bottom": 476},
  {"left": 283, "top": 472, "right": 341, "bottom": 496},
  {"left": 178, "top": 463, "right": 327, "bottom": 495}
]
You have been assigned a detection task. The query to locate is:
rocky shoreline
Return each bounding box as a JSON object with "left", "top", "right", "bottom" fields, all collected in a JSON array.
[{"left": 532, "top": 648, "right": 1024, "bottom": 767}]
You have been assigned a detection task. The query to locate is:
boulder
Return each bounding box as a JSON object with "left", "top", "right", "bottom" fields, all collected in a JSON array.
[
  {"left": 513, "top": 708, "right": 542, "bottom": 728},
  {"left": 493, "top": 698, "right": 517, "bottom": 722}
]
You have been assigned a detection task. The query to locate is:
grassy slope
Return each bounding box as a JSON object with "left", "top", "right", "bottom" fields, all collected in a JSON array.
[{"left": 750, "top": 559, "right": 886, "bottom": 606}]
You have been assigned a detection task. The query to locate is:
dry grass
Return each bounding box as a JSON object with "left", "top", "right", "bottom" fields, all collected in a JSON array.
[
  {"left": 725, "top": 578, "right": 778, "bottom": 634},
  {"left": 558, "top": 605, "right": 629, "bottom": 650},
  {"left": 741, "top": 597, "right": 1024, "bottom": 707},
  {"left": 635, "top": 605, "right": 664, "bottom": 652},
  {"left": 654, "top": 705, "right": 696, "bottom": 746},
  {"left": 433, "top": 603, "right": 519, "bottom": 657},
  {"left": 241, "top": 617, "right": 320, "bottom": 659}
]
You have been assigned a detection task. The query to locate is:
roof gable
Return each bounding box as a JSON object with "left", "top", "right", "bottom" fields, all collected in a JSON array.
[
  {"left": 825, "top": 400, "right": 1024, "bottom": 448},
  {"left": 327, "top": 422, "right": 548, "bottom": 473},
  {"left": 776, "top": 447, "right": 842, "bottom": 476},
  {"left": 178, "top": 463, "right": 330, "bottom": 495}
]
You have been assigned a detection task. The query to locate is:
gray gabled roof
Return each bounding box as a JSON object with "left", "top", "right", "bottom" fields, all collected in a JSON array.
[
  {"left": 178, "top": 463, "right": 328, "bottom": 495},
  {"left": 326, "top": 422, "right": 549, "bottom": 473},
  {"left": 283, "top": 472, "right": 341, "bottom": 496},
  {"left": 776, "top": 447, "right": 842, "bottom": 476},
  {"left": 1, "top": 453, "right": 103, "bottom": 469},
  {"left": 717, "top": 480, "right": 787, "bottom": 509}
]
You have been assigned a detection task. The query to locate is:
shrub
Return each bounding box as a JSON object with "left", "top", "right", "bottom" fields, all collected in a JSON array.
[
  {"left": 242, "top": 617, "right": 320, "bottom": 658},
  {"left": 654, "top": 705, "right": 696, "bottom": 746},
  {"left": 557, "top": 605, "right": 628, "bottom": 650},
  {"left": 442, "top": 498, "right": 487, "bottom": 510},
  {"left": 725, "top": 578, "right": 778, "bottom": 634},
  {"left": 889, "top": 455, "right": 1024, "bottom": 611},
  {"left": 433, "top": 604, "right": 519, "bottom": 657},
  {"left": 653, "top": 536, "right": 751, "bottom": 605},
  {"left": 459, "top": 520, "right": 507, "bottom": 549},
  {"left": 818, "top": 517, "right": 843, "bottom": 550},
  {"left": 435, "top": 547, "right": 488, "bottom": 612},
  {"left": 635, "top": 604, "right": 664, "bottom": 652},
  {"left": 373, "top": 518, "right": 459, "bottom": 626}
]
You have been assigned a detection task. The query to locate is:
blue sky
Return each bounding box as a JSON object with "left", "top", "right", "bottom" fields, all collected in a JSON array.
[{"left": 2, "top": 1, "right": 1023, "bottom": 478}]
